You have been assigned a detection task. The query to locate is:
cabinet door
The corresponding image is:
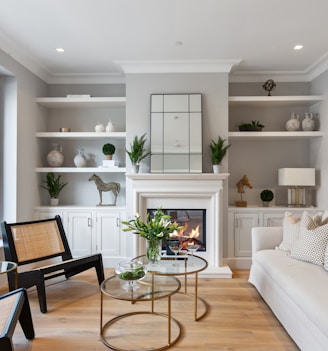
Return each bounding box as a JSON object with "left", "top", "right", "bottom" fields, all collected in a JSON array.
[
  {"left": 263, "top": 213, "right": 284, "bottom": 227},
  {"left": 67, "top": 212, "right": 93, "bottom": 256},
  {"left": 95, "top": 211, "right": 121, "bottom": 259},
  {"left": 234, "top": 213, "right": 259, "bottom": 257}
]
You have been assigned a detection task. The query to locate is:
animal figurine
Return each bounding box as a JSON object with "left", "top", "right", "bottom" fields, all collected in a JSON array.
[
  {"left": 88, "top": 174, "right": 120, "bottom": 206},
  {"left": 236, "top": 175, "right": 253, "bottom": 207}
]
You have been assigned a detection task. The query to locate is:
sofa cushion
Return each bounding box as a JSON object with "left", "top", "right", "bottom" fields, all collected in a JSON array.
[
  {"left": 252, "top": 249, "right": 328, "bottom": 338},
  {"left": 291, "top": 212, "right": 328, "bottom": 266},
  {"left": 278, "top": 212, "right": 301, "bottom": 252}
]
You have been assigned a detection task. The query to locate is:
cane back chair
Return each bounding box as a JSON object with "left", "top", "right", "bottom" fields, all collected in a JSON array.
[{"left": 1, "top": 215, "right": 105, "bottom": 313}]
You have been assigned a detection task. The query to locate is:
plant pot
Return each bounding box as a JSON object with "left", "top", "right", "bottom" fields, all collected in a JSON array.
[
  {"left": 262, "top": 201, "right": 270, "bottom": 207},
  {"left": 105, "top": 155, "right": 113, "bottom": 160},
  {"left": 50, "top": 198, "right": 59, "bottom": 206},
  {"left": 131, "top": 164, "right": 140, "bottom": 174},
  {"left": 213, "top": 164, "right": 220, "bottom": 174}
]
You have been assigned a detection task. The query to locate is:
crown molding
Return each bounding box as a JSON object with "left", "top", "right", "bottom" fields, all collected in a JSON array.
[{"left": 115, "top": 60, "right": 242, "bottom": 74}]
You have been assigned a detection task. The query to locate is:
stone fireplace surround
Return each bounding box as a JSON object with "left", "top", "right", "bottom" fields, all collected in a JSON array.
[{"left": 126, "top": 173, "right": 232, "bottom": 278}]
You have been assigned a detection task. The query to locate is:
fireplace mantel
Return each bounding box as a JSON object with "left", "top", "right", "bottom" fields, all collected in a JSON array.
[{"left": 126, "top": 173, "right": 232, "bottom": 278}]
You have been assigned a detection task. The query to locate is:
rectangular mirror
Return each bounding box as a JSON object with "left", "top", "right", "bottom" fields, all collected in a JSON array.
[{"left": 150, "top": 94, "right": 202, "bottom": 173}]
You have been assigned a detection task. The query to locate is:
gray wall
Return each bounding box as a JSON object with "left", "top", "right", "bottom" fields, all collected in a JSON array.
[{"left": 0, "top": 48, "right": 47, "bottom": 221}]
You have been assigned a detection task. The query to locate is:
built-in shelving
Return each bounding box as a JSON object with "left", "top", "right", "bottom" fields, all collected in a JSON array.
[
  {"left": 229, "top": 95, "right": 323, "bottom": 106},
  {"left": 35, "top": 167, "right": 126, "bottom": 173},
  {"left": 36, "top": 97, "right": 126, "bottom": 108},
  {"left": 35, "top": 132, "right": 126, "bottom": 140},
  {"left": 228, "top": 131, "right": 324, "bottom": 140}
]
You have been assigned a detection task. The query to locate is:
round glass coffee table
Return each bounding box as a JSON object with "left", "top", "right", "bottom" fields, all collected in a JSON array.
[
  {"left": 0, "top": 261, "right": 18, "bottom": 290},
  {"left": 100, "top": 274, "right": 182, "bottom": 351},
  {"left": 134, "top": 253, "right": 208, "bottom": 321}
]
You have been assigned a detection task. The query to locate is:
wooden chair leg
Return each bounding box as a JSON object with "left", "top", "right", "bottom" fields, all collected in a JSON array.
[{"left": 19, "top": 290, "right": 35, "bottom": 339}]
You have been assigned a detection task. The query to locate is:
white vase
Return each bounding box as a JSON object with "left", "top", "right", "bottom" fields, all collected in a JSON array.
[
  {"left": 286, "top": 113, "right": 300, "bottom": 131},
  {"left": 47, "top": 144, "right": 64, "bottom": 167},
  {"left": 105, "top": 120, "right": 115, "bottom": 132},
  {"left": 213, "top": 164, "right": 220, "bottom": 174},
  {"left": 74, "top": 149, "right": 87, "bottom": 167},
  {"left": 95, "top": 122, "right": 105, "bottom": 132},
  {"left": 302, "top": 113, "right": 315, "bottom": 131}
]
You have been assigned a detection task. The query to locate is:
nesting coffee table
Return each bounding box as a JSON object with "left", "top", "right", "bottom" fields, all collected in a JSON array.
[
  {"left": 100, "top": 274, "right": 182, "bottom": 351},
  {"left": 135, "top": 253, "right": 209, "bottom": 321}
]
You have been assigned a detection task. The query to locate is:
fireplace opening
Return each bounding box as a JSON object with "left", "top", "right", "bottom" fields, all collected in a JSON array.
[{"left": 147, "top": 209, "right": 206, "bottom": 251}]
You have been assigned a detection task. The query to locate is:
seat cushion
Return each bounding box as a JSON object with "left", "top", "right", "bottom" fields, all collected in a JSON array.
[{"left": 253, "top": 249, "right": 328, "bottom": 338}]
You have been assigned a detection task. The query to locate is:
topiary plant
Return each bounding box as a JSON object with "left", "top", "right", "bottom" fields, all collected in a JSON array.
[
  {"left": 102, "top": 143, "right": 116, "bottom": 159},
  {"left": 260, "top": 189, "right": 274, "bottom": 206}
]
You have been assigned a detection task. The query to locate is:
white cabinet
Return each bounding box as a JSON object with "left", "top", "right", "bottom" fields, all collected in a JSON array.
[
  {"left": 33, "top": 207, "right": 127, "bottom": 267},
  {"left": 227, "top": 207, "right": 321, "bottom": 268},
  {"left": 233, "top": 212, "right": 259, "bottom": 257}
]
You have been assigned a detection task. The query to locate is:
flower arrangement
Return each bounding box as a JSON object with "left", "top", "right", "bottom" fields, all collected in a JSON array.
[
  {"left": 122, "top": 207, "right": 184, "bottom": 263},
  {"left": 122, "top": 207, "right": 183, "bottom": 241}
]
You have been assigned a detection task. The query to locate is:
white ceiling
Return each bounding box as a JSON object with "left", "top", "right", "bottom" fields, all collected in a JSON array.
[{"left": 1, "top": 0, "right": 328, "bottom": 83}]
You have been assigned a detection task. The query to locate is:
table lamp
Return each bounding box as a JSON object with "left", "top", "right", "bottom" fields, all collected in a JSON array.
[{"left": 278, "top": 168, "right": 315, "bottom": 207}]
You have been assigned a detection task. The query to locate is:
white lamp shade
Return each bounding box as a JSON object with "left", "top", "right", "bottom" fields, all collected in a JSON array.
[{"left": 278, "top": 168, "right": 315, "bottom": 186}]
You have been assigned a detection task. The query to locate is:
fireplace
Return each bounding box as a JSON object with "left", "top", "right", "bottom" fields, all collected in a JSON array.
[
  {"left": 147, "top": 209, "right": 206, "bottom": 251},
  {"left": 126, "top": 173, "right": 232, "bottom": 278}
]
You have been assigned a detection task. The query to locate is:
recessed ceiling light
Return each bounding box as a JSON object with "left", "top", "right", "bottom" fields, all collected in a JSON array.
[
  {"left": 175, "top": 41, "right": 183, "bottom": 47},
  {"left": 294, "top": 45, "right": 303, "bottom": 50},
  {"left": 56, "top": 48, "right": 64, "bottom": 53}
]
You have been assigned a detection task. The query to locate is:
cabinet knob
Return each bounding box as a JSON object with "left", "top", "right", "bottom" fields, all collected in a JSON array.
[{"left": 88, "top": 218, "right": 92, "bottom": 227}]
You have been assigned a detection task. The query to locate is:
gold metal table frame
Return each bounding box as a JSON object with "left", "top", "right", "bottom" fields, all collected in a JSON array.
[
  {"left": 134, "top": 253, "right": 209, "bottom": 321},
  {"left": 100, "top": 274, "right": 182, "bottom": 351}
]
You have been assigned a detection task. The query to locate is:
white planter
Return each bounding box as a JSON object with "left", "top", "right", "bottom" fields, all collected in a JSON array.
[
  {"left": 50, "top": 198, "right": 59, "bottom": 206},
  {"left": 213, "top": 165, "right": 220, "bottom": 174},
  {"left": 131, "top": 164, "right": 140, "bottom": 174}
]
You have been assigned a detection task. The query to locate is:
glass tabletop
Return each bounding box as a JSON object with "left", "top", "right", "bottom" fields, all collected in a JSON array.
[
  {"left": 133, "top": 253, "right": 208, "bottom": 276},
  {"left": 101, "top": 274, "right": 181, "bottom": 302},
  {"left": 0, "top": 261, "right": 17, "bottom": 274}
]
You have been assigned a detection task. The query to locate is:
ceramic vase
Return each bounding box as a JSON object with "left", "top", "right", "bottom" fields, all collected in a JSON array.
[
  {"left": 47, "top": 144, "right": 64, "bottom": 167},
  {"left": 302, "top": 113, "right": 315, "bottom": 131},
  {"left": 95, "top": 122, "right": 105, "bottom": 132},
  {"left": 105, "top": 120, "right": 115, "bottom": 132},
  {"left": 74, "top": 149, "right": 87, "bottom": 167},
  {"left": 286, "top": 113, "right": 300, "bottom": 131}
]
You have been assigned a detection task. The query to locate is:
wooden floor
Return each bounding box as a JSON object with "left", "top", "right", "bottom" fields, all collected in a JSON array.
[{"left": 6, "top": 269, "right": 300, "bottom": 351}]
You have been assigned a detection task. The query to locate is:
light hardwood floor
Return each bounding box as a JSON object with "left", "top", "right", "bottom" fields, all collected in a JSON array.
[{"left": 6, "top": 269, "right": 299, "bottom": 351}]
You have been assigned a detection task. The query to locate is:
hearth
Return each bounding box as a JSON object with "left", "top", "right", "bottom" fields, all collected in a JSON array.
[{"left": 147, "top": 209, "right": 206, "bottom": 251}]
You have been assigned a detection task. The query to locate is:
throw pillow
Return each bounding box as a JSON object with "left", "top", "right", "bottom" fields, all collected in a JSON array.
[
  {"left": 290, "top": 212, "right": 328, "bottom": 266},
  {"left": 278, "top": 212, "right": 301, "bottom": 252},
  {"left": 324, "top": 246, "right": 328, "bottom": 271}
]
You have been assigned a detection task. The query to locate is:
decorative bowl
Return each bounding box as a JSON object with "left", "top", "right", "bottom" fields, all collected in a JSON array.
[{"left": 115, "top": 260, "right": 147, "bottom": 282}]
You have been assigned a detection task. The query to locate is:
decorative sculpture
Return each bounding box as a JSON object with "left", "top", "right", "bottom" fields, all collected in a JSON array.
[
  {"left": 236, "top": 175, "right": 253, "bottom": 207},
  {"left": 88, "top": 174, "right": 120, "bottom": 206},
  {"left": 262, "top": 79, "right": 276, "bottom": 96}
]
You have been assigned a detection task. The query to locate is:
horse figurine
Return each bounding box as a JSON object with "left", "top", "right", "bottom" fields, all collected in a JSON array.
[
  {"left": 88, "top": 174, "right": 120, "bottom": 206},
  {"left": 236, "top": 175, "right": 253, "bottom": 207}
]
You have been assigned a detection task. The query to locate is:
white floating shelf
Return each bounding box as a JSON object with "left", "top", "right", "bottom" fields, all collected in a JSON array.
[
  {"left": 228, "top": 131, "right": 324, "bottom": 140},
  {"left": 36, "top": 167, "right": 126, "bottom": 173},
  {"left": 36, "top": 96, "right": 126, "bottom": 108},
  {"left": 229, "top": 95, "right": 323, "bottom": 106},
  {"left": 35, "top": 132, "right": 126, "bottom": 139}
]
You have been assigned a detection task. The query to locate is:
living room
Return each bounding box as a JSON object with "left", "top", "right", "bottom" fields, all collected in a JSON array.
[{"left": 1, "top": 1, "right": 328, "bottom": 350}]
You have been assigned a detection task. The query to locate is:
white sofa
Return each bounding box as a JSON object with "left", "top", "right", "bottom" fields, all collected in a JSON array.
[{"left": 249, "top": 226, "right": 328, "bottom": 351}]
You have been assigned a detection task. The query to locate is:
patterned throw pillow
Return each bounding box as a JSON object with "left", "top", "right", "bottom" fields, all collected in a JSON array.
[
  {"left": 278, "top": 212, "right": 301, "bottom": 252},
  {"left": 324, "top": 246, "right": 328, "bottom": 271},
  {"left": 290, "top": 212, "right": 328, "bottom": 266}
]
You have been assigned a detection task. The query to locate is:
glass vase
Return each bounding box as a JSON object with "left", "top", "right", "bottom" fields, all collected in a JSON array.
[{"left": 146, "top": 239, "right": 162, "bottom": 264}]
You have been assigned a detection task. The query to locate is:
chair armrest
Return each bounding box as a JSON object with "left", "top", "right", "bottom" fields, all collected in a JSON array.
[{"left": 251, "top": 226, "right": 283, "bottom": 256}]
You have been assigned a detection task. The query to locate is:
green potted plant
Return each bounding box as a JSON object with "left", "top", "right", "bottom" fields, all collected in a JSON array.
[
  {"left": 41, "top": 172, "right": 67, "bottom": 206},
  {"left": 126, "top": 133, "right": 151, "bottom": 173},
  {"left": 209, "top": 136, "right": 231, "bottom": 173},
  {"left": 260, "top": 189, "right": 274, "bottom": 207},
  {"left": 102, "top": 143, "right": 116, "bottom": 160},
  {"left": 238, "top": 120, "right": 264, "bottom": 131}
]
